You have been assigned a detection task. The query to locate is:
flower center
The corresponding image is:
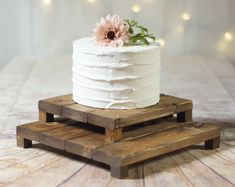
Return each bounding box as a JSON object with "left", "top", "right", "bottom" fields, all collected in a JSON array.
[{"left": 106, "top": 31, "right": 115, "bottom": 40}]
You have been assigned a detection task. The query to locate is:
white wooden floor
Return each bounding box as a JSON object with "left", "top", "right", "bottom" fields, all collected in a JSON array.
[{"left": 0, "top": 55, "right": 234, "bottom": 187}]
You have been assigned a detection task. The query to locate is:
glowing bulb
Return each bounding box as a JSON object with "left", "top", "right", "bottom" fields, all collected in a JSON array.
[
  {"left": 157, "top": 38, "right": 165, "bottom": 47},
  {"left": 87, "top": 0, "right": 96, "bottom": 3},
  {"left": 132, "top": 5, "right": 141, "bottom": 13},
  {"left": 43, "top": 0, "right": 51, "bottom": 5},
  {"left": 182, "top": 13, "right": 190, "bottom": 21},
  {"left": 224, "top": 32, "right": 233, "bottom": 41}
]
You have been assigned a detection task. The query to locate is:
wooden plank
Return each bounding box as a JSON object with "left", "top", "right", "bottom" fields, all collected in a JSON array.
[
  {"left": 165, "top": 96, "right": 193, "bottom": 113},
  {"left": 62, "top": 103, "right": 95, "bottom": 123},
  {"left": 175, "top": 100, "right": 193, "bottom": 113},
  {"left": 93, "top": 122, "right": 220, "bottom": 166},
  {"left": 16, "top": 121, "right": 67, "bottom": 142},
  {"left": 40, "top": 124, "right": 92, "bottom": 150},
  {"left": 0, "top": 149, "right": 45, "bottom": 169},
  {"left": 123, "top": 121, "right": 181, "bottom": 139},
  {"left": 110, "top": 165, "right": 129, "bottom": 179},
  {"left": 39, "top": 94, "right": 192, "bottom": 129},
  {"left": 38, "top": 94, "right": 75, "bottom": 115},
  {"left": 87, "top": 95, "right": 192, "bottom": 129},
  {"left": 144, "top": 154, "right": 193, "bottom": 187},
  {"left": 144, "top": 149, "right": 234, "bottom": 187},
  {"left": 205, "top": 137, "right": 220, "bottom": 149},
  {"left": 4, "top": 155, "right": 86, "bottom": 187},
  {"left": 187, "top": 147, "right": 235, "bottom": 185},
  {"left": 160, "top": 95, "right": 192, "bottom": 112},
  {"left": 58, "top": 164, "right": 111, "bottom": 187},
  {"left": 108, "top": 164, "right": 144, "bottom": 185},
  {"left": 65, "top": 133, "right": 106, "bottom": 158},
  {"left": 0, "top": 150, "right": 62, "bottom": 184},
  {"left": 177, "top": 109, "right": 193, "bottom": 122},
  {"left": 16, "top": 136, "right": 32, "bottom": 148},
  {"left": 170, "top": 151, "right": 235, "bottom": 187},
  {"left": 105, "top": 128, "right": 123, "bottom": 142},
  {"left": 39, "top": 110, "right": 54, "bottom": 122},
  {"left": 87, "top": 104, "right": 176, "bottom": 129}
]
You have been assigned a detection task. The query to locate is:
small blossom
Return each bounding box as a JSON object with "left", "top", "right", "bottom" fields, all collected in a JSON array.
[{"left": 93, "top": 14, "right": 130, "bottom": 47}]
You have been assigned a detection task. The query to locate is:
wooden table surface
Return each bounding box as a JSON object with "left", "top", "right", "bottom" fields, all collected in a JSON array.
[{"left": 0, "top": 55, "right": 234, "bottom": 187}]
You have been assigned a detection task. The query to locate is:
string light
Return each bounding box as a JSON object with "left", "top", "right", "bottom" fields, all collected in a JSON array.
[
  {"left": 132, "top": 5, "right": 141, "bottom": 13},
  {"left": 43, "top": 0, "right": 51, "bottom": 5},
  {"left": 87, "top": 0, "right": 96, "bottom": 3},
  {"left": 224, "top": 32, "right": 233, "bottom": 41},
  {"left": 182, "top": 13, "right": 190, "bottom": 21},
  {"left": 157, "top": 38, "right": 165, "bottom": 47}
]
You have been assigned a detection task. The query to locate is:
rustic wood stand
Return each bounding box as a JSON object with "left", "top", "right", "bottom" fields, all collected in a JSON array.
[{"left": 16, "top": 94, "right": 220, "bottom": 178}]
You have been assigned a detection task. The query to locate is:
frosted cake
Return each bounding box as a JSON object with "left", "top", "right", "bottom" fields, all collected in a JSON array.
[{"left": 72, "top": 15, "right": 161, "bottom": 109}]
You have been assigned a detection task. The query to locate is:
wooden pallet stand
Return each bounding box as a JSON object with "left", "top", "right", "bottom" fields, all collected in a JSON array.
[{"left": 16, "top": 94, "right": 220, "bottom": 178}]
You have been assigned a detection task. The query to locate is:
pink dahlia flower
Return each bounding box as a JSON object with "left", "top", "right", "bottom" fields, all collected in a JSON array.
[{"left": 93, "top": 14, "right": 130, "bottom": 47}]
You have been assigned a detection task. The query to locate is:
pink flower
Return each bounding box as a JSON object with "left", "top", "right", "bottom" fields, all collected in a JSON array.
[{"left": 93, "top": 14, "right": 130, "bottom": 47}]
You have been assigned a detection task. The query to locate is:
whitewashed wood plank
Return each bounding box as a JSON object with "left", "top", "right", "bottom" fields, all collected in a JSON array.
[
  {"left": 0, "top": 150, "right": 61, "bottom": 184},
  {"left": 171, "top": 150, "right": 234, "bottom": 187},
  {"left": 187, "top": 149, "right": 235, "bottom": 185},
  {"left": 0, "top": 149, "right": 46, "bottom": 169},
  {"left": 60, "top": 163, "right": 144, "bottom": 187},
  {"left": 59, "top": 163, "right": 111, "bottom": 187},
  {"left": 144, "top": 154, "right": 191, "bottom": 187},
  {"left": 0, "top": 147, "right": 24, "bottom": 157},
  {"left": 5, "top": 155, "right": 86, "bottom": 187},
  {"left": 0, "top": 138, "right": 16, "bottom": 147}
]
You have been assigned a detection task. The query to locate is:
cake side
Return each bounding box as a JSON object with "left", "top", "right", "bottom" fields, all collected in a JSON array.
[{"left": 72, "top": 37, "right": 161, "bottom": 109}]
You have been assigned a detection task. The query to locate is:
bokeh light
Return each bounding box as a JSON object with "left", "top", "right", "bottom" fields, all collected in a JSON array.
[
  {"left": 182, "top": 13, "right": 191, "bottom": 21},
  {"left": 132, "top": 5, "right": 141, "bottom": 13},
  {"left": 224, "top": 32, "right": 233, "bottom": 41},
  {"left": 157, "top": 38, "right": 165, "bottom": 47}
]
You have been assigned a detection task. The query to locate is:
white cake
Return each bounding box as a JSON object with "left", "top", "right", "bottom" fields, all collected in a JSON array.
[{"left": 72, "top": 37, "right": 161, "bottom": 109}]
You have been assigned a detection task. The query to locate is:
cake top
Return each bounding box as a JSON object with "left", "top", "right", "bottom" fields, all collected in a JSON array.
[
  {"left": 92, "top": 14, "right": 158, "bottom": 47},
  {"left": 73, "top": 37, "right": 159, "bottom": 54},
  {"left": 74, "top": 14, "right": 160, "bottom": 54}
]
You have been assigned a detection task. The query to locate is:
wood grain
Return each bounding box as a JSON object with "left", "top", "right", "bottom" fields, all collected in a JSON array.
[
  {"left": 38, "top": 94, "right": 192, "bottom": 130},
  {"left": 16, "top": 136, "right": 32, "bottom": 148},
  {"left": 16, "top": 120, "right": 220, "bottom": 179},
  {"left": 62, "top": 103, "right": 95, "bottom": 123},
  {"left": 39, "top": 110, "right": 54, "bottom": 122},
  {"left": 105, "top": 128, "right": 123, "bottom": 142},
  {"left": 65, "top": 133, "right": 106, "bottom": 158},
  {"left": 16, "top": 121, "right": 67, "bottom": 142},
  {"left": 93, "top": 122, "right": 220, "bottom": 166},
  {"left": 38, "top": 94, "right": 75, "bottom": 115}
]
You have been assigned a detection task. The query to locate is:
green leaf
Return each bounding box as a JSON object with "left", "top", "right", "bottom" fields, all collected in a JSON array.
[
  {"left": 125, "top": 19, "right": 156, "bottom": 45},
  {"left": 134, "top": 33, "right": 142, "bottom": 37},
  {"left": 142, "top": 37, "right": 150, "bottom": 45},
  {"left": 130, "top": 20, "right": 138, "bottom": 26},
  {"left": 129, "top": 27, "right": 134, "bottom": 34},
  {"left": 148, "top": 35, "right": 156, "bottom": 41},
  {"left": 137, "top": 25, "right": 148, "bottom": 33}
]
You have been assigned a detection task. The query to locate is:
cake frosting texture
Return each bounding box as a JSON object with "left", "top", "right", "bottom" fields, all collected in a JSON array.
[{"left": 72, "top": 37, "right": 161, "bottom": 109}]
